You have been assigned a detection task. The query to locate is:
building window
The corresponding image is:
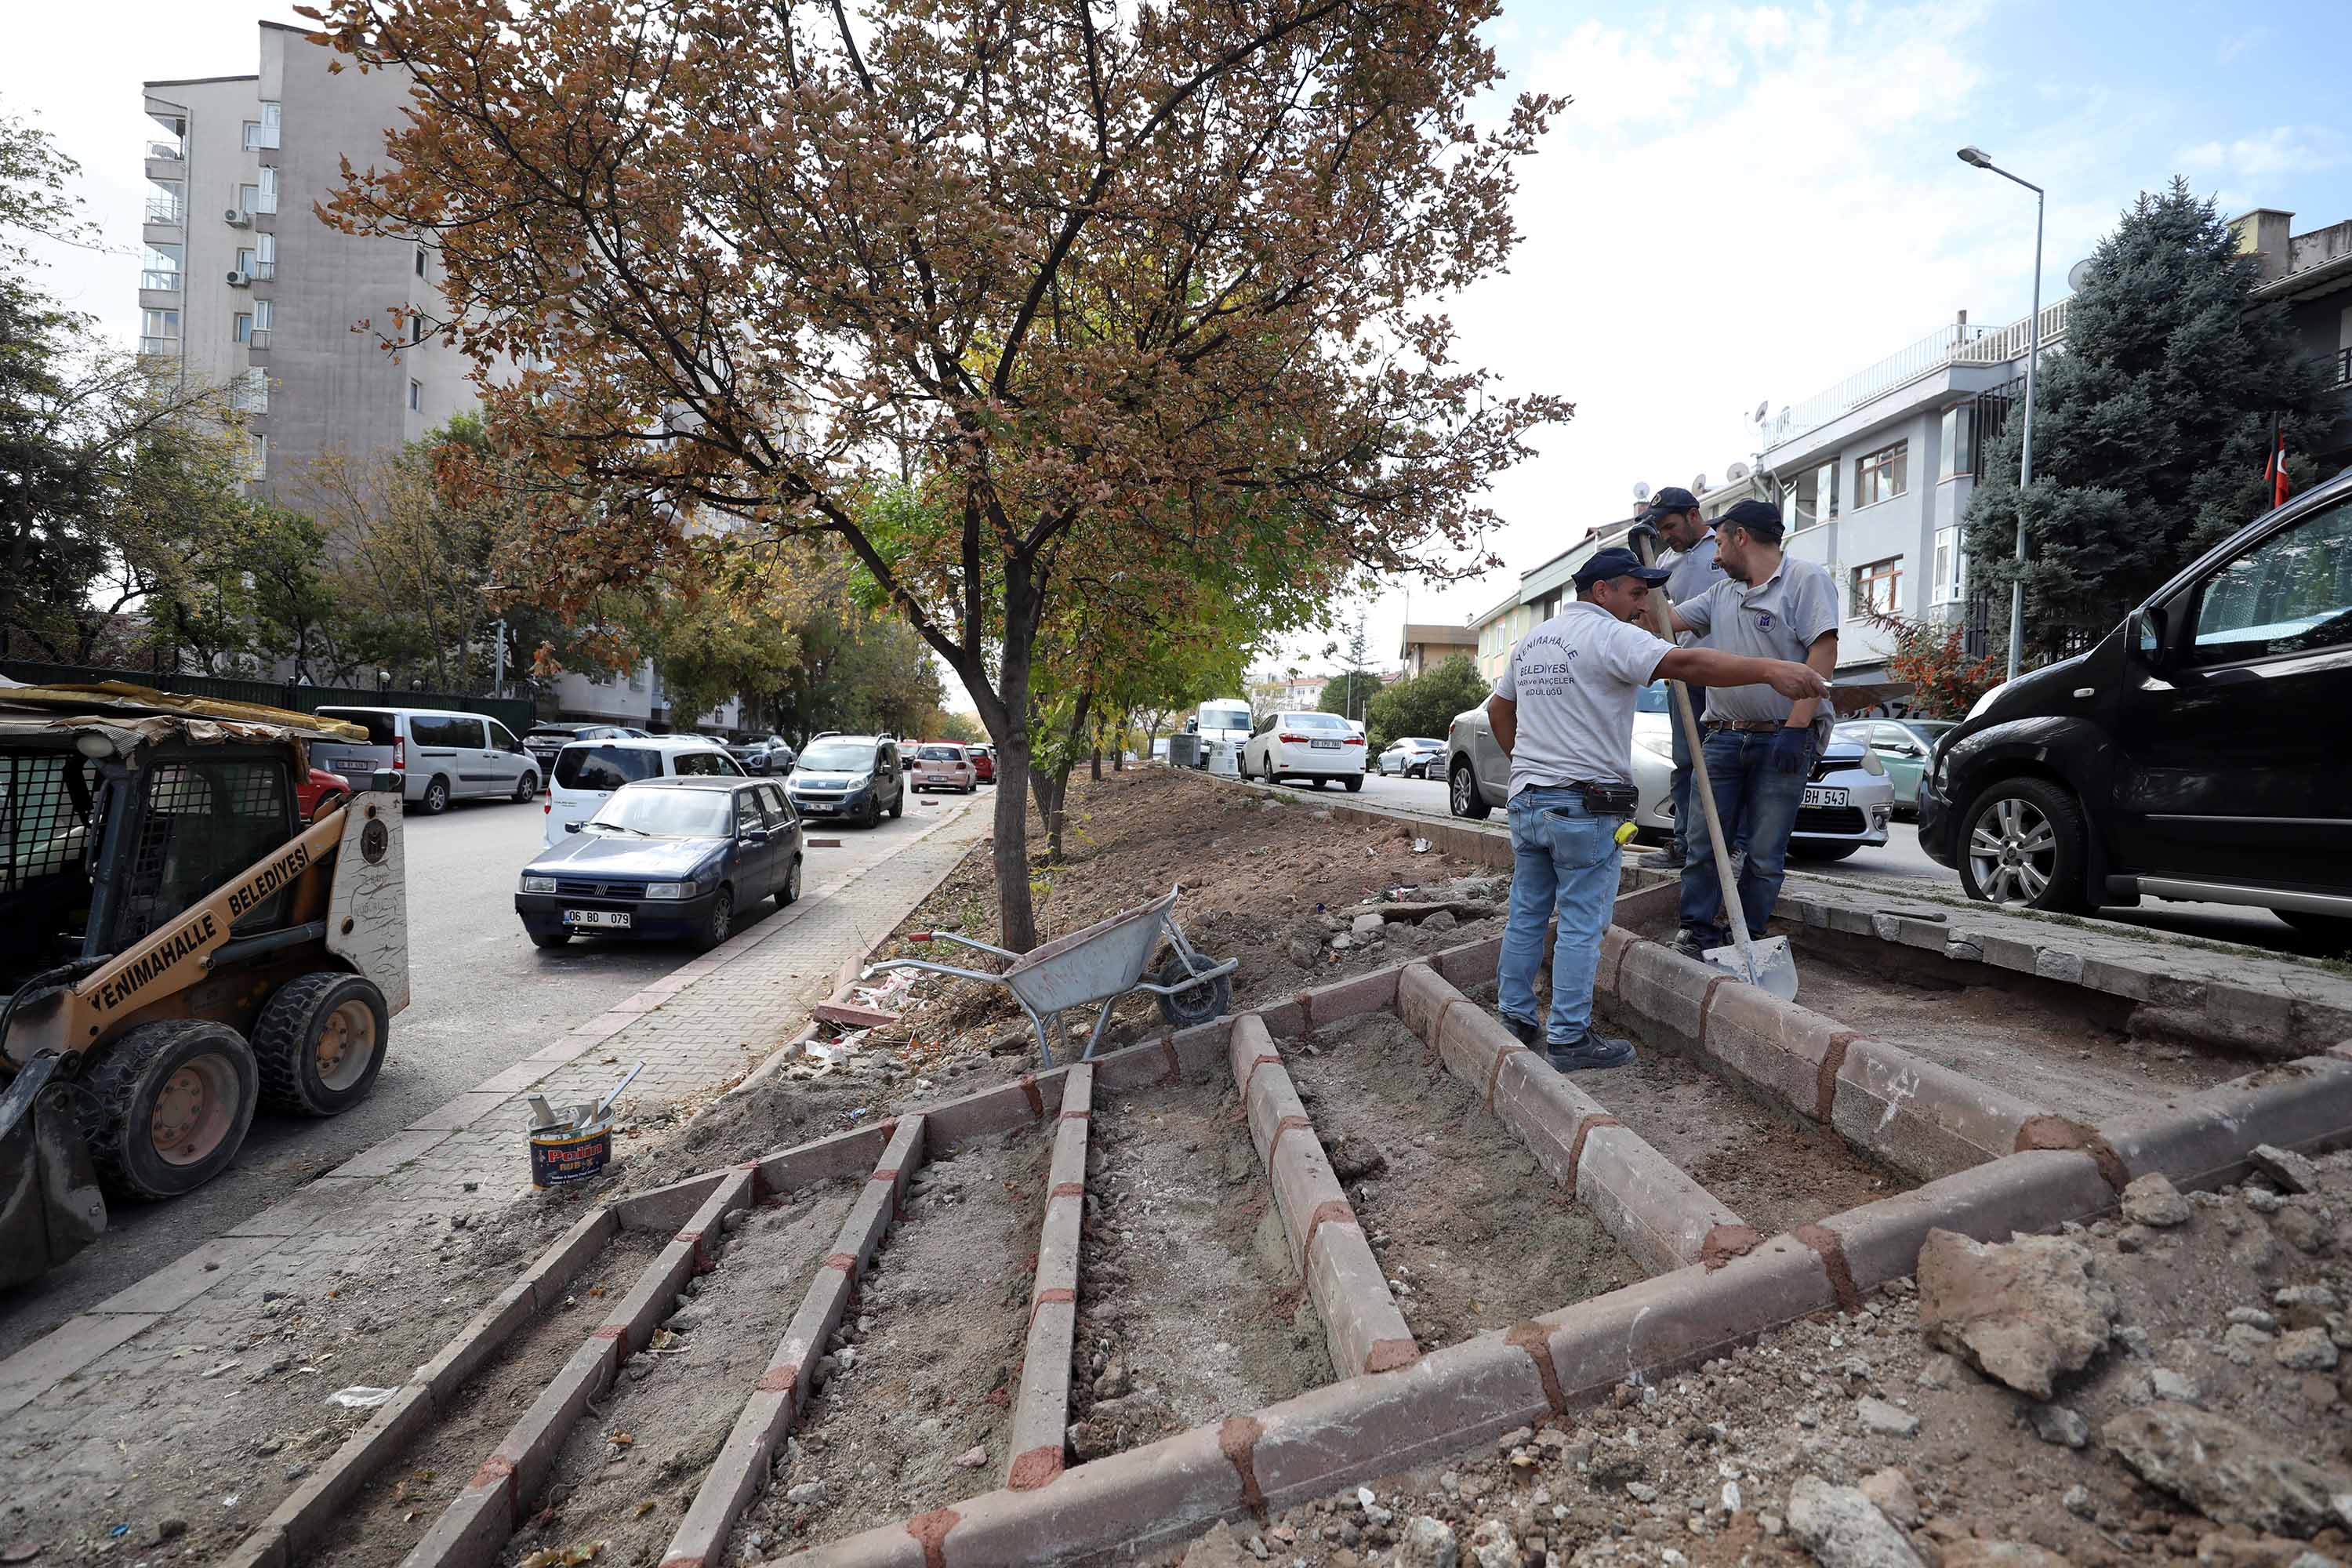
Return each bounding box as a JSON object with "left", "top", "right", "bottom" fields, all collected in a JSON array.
[
  {"left": 243, "top": 102, "right": 281, "bottom": 150},
  {"left": 256, "top": 232, "right": 275, "bottom": 280},
  {"left": 415, "top": 245, "right": 427, "bottom": 278},
  {"left": 140, "top": 243, "right": 183, "bottom": 291},
  {"left": 145, "top": 178, "right": 183, "bottom": 224},
  {"left": 1852, "top": 556, "right": 1904, "bottom": 617},
  {"left": 1938, "top": 405, "right": 1974, "bottom": 482},
  {"left": 234, "top": 368, "right": 269, "bottom": 414},
  {"left": 411, "top": 314, "right": 426, "bottom": 345},
  {"left": 141, "top": 308, "right": 180, "bottom": 340},
  {"left": 408, "top": 379, "right": 423, "bottom": 412},
  {"left": 1854, "top": 441, "right": 1907, "bottom": 509},
  {"left": 247, "top": 434, "right": 269, "bottom": 481},
  {"left": 234, "top": 312, "right": 253, "bottom": 343},
  {"left": 1932, "top": 527, "right": 1965, "bottom": 604},
  {"left": 254, "top": 167, "right": 278, "bottom": 214},
  {"left": 254, "top": 298, "right": 274, "bottom": 331},
  {"left": 1815, "top": 460, "right": 1838, "bottom": 521}
]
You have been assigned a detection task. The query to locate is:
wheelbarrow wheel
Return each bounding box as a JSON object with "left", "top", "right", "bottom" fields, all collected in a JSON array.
[{"left": 1153, "top": 953, "right": 1231, "bottom": 1030}]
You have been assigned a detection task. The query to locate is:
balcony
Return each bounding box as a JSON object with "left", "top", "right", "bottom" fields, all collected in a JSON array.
[
  {"left": 144, "top": 198, "right": 184, "bottom": 225},
  {"left": 145, "top": 140, "right": 183, "bottom": 162},
  {"left": 140, "top": 269, "right": 183, "bottom": 292},
  {"left": 248, "top": 328, "right": 271, "bottom": 353},
  {"left": 137, "top": 336, "right": 181, "bottom": 358},
  {"left": 1762, "top": 299, "right": 2074, "bottom": 454},
  {"left": 2337, "top": 347, "right": 2351, "bottom": 388}
]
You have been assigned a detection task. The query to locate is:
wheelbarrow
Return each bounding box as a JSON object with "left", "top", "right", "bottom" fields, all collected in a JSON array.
[{"left": 862, "top": 885, "right": 1238, "bottom": 1067}]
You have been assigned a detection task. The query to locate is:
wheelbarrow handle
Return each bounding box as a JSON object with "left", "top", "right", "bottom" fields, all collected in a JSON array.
[
  {"left": 908, "top": 930, "right": 1018, "bottom": 961},
  {"left": 862, "top": 956, "right": 1007, "bottom": 987}
]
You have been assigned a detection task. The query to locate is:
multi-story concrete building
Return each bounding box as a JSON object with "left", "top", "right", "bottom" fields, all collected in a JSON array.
[
  {"left": 2238, "top": 208, "right": 2352, "bottom": 472},
  {"left": 1396, "top": 622, "right": 1475, "bottom": 676},
  {"left": 141, "top": 22, "right": 481, "bottom": 498}
]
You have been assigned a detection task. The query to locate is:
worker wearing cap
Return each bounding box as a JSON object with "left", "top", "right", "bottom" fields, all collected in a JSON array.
[
  {"left": 1487, "top": 546, "right": 1831, "bottom": 1072},
  {"left": 1664, "top": 498, "right": 1842, "bottom": 961},
  {"left": 1632, "top": 487, "right": 1724, "bottom": 873}
]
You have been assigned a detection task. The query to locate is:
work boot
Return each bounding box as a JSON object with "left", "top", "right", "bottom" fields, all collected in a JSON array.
[
  {"left": 1546, "top": 1031, "right": 1636, "bottom": 1072},
  {"left": 1671, "top": 928, "right": 1711, "bottom": 962},
  {"left": 1639, "top": 848, "right": 1684, "bottom": 870},
  {"left": 1497, "top": 1012, "right": 1541, "bottom": 1046}
]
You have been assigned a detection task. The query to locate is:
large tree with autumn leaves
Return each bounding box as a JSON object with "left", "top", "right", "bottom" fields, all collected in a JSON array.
[{"left": 302, "top": 0, "right": 1566, "bottom": 949}]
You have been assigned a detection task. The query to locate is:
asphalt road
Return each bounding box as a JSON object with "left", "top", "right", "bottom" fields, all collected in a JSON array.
[
  {"left": 1338, "top": 765, "right": 2340, "bottom": 956},
  {"left": 2, "top": 785, "right": 956, "bottom": 1348}
]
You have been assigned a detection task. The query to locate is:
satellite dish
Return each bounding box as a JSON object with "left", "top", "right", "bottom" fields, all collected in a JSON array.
[
  {"left": 1753, "top": 400, "right": 1769, "bottom": 423},
  {"left": 1726, "top": 461, "right": 1751, "bottom": 482},
  {"left": 1691, "top": 474, "right": 1709, "bottom": 494},
  {"left": 2066, "top": 258, "right": 2093, "bottom": 292},
  {"left": 1632, "top": 481, "right": 1652, "bottom": 503}
]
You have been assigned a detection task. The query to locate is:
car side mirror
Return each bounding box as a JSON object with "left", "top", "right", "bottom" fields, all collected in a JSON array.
[{"left": 2132, "top": 606, "right": 2169, "bottom": 665}]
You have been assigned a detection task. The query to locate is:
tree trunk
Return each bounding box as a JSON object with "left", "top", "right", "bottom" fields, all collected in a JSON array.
[
  {"left": 1090, "top": 745, "right": 1102, "bottom": 782},
  {"left": 983, "top": 570, "right": 1044, "bottom": 953}
]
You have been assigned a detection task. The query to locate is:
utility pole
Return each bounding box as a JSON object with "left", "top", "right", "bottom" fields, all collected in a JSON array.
[{"left": 1958, "top": 145, "right": 2044, "bottom": 682}]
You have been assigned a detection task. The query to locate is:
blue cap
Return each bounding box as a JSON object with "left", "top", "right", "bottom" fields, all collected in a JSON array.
[
  {"left": 1573, "top": 546, "right": 1672, "bottom": 590},
  {"left": 1637, "top": 486, "right": 1701, "bottom": 523}
]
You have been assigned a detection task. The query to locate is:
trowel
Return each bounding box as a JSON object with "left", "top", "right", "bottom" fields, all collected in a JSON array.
[{"left": 1628, "top": 528, "right": 1801, "bottom": 1003}]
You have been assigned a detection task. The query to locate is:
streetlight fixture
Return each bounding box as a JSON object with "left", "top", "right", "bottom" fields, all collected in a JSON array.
[{"left": 1957, "top": 145, "right": 2044, "bottom": 683}]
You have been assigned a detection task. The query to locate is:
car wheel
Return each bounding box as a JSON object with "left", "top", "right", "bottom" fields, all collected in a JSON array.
[
  {"left": 1958, "top": 777, "right": 2090, "bottom": 912},
  {"left": 252, "top": 972, "right": 390, "bottom": 1117},
  {"left": 1449, "top": 761, "right": 1491, "bottom": 820},
  {"left": 78, "top": 1019, "right": 258, "bottom": 1201},
  {"left": 513, "top": 772, "right": 538, "bottom": 802},
  {"left": 2278, "top": 910, "right": 2352, "bottom": 946},
  {"left": 1788, "top": 841, "right": 1860, "bottom": 862},
  {"left": 1344, "top": 775, "right": 1363, "bottom": 793},
  {"left": 420, "top": 776, "right": 451, "bottom": 815},
  {"left": 695, "top": 886, "right": 735, "bottom": 951},
  {"left": 529, "top": 929, "right": 572, "bottom": 949},
  {"left": 888, "top": 789, "right": 904, "bottom": 819},
  {"left": 778, "top": 855, "right": 802, "bottom": 907}
]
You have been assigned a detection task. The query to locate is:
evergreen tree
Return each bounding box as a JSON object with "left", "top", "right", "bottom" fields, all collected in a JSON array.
[
  {"left": 1318, "top": 615, "right": 1380, "bottom": 720},
  {"left": 1962, "top": 178, "right": 2336, "bottom": 664}
]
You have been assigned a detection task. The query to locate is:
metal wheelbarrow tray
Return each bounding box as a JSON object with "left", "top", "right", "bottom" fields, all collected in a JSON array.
[{"left": 862, "top": 884, "right": 1237, "bottom": 1066}]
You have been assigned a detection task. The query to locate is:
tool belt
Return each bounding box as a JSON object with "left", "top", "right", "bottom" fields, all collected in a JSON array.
[
  {"left": 1700, "top": 718, "right": 1786, "bottom": 735},
  {"left": 1564, "top": 779, "right": 1640, "bottom": 815}
]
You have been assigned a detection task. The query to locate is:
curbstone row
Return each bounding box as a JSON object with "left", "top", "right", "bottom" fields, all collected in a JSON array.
[
  {"left": 659, "top": 1117, "right": 927, "bottom": 1568},
  {"left": 1400, "top": 964, "right": 1744, "bottom": 1276},
  {"left": 1005, "top": 1067, "right": 1094, "bottom": 1491},
  {"left": 1225, "top": 1014, "right": 1419, "bottom": 1377},
  {"left": 398, "top": 1169, "right": 758, "bottom": 1568}
]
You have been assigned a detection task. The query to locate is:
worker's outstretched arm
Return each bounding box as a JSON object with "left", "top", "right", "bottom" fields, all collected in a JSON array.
[{"left": 1655, "top": 648, "right": 1831, "bottom": 702}]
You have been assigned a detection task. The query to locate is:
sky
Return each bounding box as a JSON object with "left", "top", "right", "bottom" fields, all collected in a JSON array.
[{"left": 6, "top": 0, "right": 2350, "bottom": 703}]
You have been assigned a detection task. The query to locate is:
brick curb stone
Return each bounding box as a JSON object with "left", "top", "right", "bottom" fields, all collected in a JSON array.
[{"left": 1006, "top": 1066, "right": 1094, "bottom": 1490}]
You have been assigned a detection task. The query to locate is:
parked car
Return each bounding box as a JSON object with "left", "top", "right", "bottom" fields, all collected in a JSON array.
[
  {"left": 1374, "top": 736, "right": 1445, "bottom": 778},
  {"left": 517, "top": 776, "right": 803, "bottom": 950},
  {"left": 521, "top": 722, "right": 644, "bottom": 792},
  {"left": 543, "top": 735, "right": 742, "bottom": 847},
  {"left": 1833, "top": 718, "right": 1957, "bottom": 815},
  {"left": 310, "top": 706, "right": 539, "bottom": 814},
  {"left": 296, "top": 767, "right": 352, "bottom": 825},
  {"left": 968, "top": 743, "right": 996, "bottom": 783},
  {"left": 725, "top": 734, "right": 797, "bottom": 775},
  {"left": 911, "top": 742, "right": 978, "bottom": 793},
  {"left": 1241, "top": 710, "right": 1367, "bottom": 789},
  {"left": 784, "top": 734, "right": 906, "bottom": 827},
  {"left": 1447, "top": 684, "right": 1892, "bottom": 858},
  {"left": 1920, "top": 470, "right": 2352, "bottom": 938}
]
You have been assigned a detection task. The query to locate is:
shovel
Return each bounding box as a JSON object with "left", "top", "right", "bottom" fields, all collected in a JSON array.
[{"left": 1628, "top": 528, "right": 1801, "bottom": 1003}]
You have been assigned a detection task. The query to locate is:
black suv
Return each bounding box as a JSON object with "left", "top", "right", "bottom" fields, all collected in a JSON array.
[
  {"left": 782, "top": 734, "right": 905, "bottom": 827},
  {"left": 1919, "top": 468, "right": 2352, "bottom": 943}
]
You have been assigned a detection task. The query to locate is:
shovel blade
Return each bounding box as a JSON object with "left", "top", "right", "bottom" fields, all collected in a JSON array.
[{"left": 1702, "top": 935, "right": 1800, "bottom": 1004}]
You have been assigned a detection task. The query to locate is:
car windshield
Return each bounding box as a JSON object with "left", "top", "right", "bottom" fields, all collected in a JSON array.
[
  {"left": 798, "top": 742, "right": 877, "bottom": 771},
  {"left": 554, "top": 745, "right": 661, "bottom": 790},
  {"left": 585, "top": 788, "right": 732, "bottom": 838},
  {"left": 1635, "top": 682, "right": 1671, "bottom": 713},
  {"left": 1200, "top": 703, "right": 1251, "bottom": 730}
]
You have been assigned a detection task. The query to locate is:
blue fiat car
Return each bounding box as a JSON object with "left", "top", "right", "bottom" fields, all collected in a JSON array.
[{"left": 516, "top": 776, "right": 803, "bottom": 951}]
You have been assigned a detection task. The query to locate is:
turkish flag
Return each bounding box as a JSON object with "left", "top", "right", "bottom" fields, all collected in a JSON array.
[{"left": 2265, "top": 425, "right": 2291, "bottom": 508}]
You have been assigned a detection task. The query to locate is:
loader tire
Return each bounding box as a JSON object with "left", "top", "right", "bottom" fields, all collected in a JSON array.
[
  {"left": 78, "top": 1019, "right": 258, "bottom": 1201},
  {"left": 253, "top": 972, "right": 390, "bottom": 1117}
]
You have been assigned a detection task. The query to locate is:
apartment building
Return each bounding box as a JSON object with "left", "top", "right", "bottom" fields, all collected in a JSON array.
[
  {"left": 1396, "top": 622, "right": 1476, "bottom": 677},
  {"left": 2238, "top": 208, "right": 2352, "bottom": 472},
  {"left": 140, "top": 20, "right": 478, "bottom": 498}
]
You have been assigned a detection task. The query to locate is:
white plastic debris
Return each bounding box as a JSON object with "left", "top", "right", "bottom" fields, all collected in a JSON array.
[
  {"left": 1412, "top": 839, "right": 1432, "bottom": 854},
  {"left": 327, "top": 1385, "right": 399, "bottom": 1409}
]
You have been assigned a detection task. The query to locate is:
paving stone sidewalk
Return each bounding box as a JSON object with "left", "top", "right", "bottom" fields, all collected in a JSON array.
[{"left": 0, "top": 798, "right": 990, "bottom": 1428}]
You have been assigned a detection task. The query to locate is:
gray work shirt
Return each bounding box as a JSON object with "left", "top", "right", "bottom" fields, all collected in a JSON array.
[
  {"left": 1673, "top": 556, "right": 1840, "bottom": 745},
  {"left": 1491, "top": 602, "right": 1676, "bottom": 797},
  {"left": 1662, "top": 531, "right": 1725, "bottom": 608}
]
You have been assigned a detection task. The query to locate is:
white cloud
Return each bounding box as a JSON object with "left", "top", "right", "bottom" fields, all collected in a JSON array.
[{"left": 2176, "top": 126, "right": 2343, "bottom": 181}]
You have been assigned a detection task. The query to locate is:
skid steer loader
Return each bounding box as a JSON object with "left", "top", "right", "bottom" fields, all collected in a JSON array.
[{"left": 0, "top": 684, "right": 410, "bottom": 1287}]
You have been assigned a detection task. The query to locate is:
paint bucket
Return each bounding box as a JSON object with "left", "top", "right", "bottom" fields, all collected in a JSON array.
[{"left": 529, "top": 1112, "right": 612, "bottom": 1189}]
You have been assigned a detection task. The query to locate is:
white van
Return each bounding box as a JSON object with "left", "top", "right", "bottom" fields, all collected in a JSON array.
[
  {"left": 310, "top": 706, "right": 538, "bottom": 815},
  {"left": 544, "top": 735, "right": 744, "bottom": 847}
]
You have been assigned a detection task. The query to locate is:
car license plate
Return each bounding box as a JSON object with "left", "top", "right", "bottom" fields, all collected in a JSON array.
[
  {"left": 1310, "top": 739, "right": 1340, "bottom": 750},
  {"left": 801, "top": 800, "right": 834, "bottom": 813},
  {"left": 564, "top": 909, "right": 631, "bottom": 928},
  {"left": 1802, "top": 786, "right": 1848, "bottom": 809}
]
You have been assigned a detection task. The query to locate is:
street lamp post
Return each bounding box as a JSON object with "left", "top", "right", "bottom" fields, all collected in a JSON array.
[{"left": 1958, "top": 146, "right": 2043, "bottom": 684}]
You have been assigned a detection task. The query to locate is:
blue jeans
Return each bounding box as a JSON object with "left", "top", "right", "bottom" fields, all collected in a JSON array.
[
  {"left": 1667, "top": 712, "right": 1693, "bottom": 860},
  {"left": 1679, "top": 730, "right": 1813, "bottom": 946},
  {"left": 1497, "top": 787, "right": 1624, "bottom": 1045}
]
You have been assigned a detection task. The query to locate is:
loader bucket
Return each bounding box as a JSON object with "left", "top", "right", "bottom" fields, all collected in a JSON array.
[{"left": 0, "top": 1052, "right": 107, "bottom": 1288}]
